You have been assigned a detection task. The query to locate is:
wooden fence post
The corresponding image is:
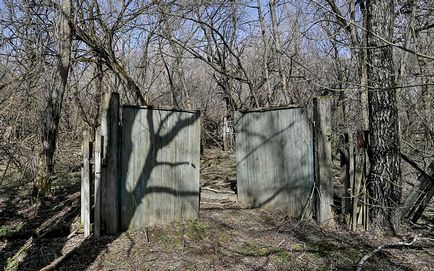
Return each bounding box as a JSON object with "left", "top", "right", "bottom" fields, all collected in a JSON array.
[
  {"left": 94, "top": 127, "right": 102, "bottom": 237},
  {"left": 101, "top": 92, "right": 120, "bottom": 235},
  {"left": 313, "top": 97, "right": 334, "bottom": 226},
  {"left": 340, "top": 132, "right": 353, "bottom": 217},
  {"left": 352, "top": 148, "right": 363, "bottom": 230},
  {"left": 81, "top": 130, "right": 91, "bottom": 237},
  {"left": 349, "top": 130, "right": 369, "bottom": 231},
  {"left": 100, "top": 93, "right": 109, "bottom": 233}
]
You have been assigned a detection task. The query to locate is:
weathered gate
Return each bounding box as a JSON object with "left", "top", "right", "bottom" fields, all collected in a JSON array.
[
  {"left": 82, "top": 94, "right": 332, "bottom": 236},
  {"left": 120, "top": 106, "right": 201, "bottom": 230},
  {"left": 88, "top": 93, "right": 201, "bottom": 235},
  {"left": 235, "top": 106, "right": 314, "bottom": 217}
]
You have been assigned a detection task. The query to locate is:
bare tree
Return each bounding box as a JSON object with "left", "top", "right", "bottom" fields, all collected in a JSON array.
[
  {"left": 366, "top": 0, "right": 402, "bottom": 232},
  {"left": 71, "top": 0, "right": 149, "bottom": 105},
  {"left": 34, "top": 0, "right": 73, "bottom": 196},
  {"left": 269, "top": 0, "right": 291, "bottom": 103}
]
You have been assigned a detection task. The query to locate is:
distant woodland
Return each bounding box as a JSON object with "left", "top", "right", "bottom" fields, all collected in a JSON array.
[{"left": 0, "top": 0, "right": 433, "bottom": 233}]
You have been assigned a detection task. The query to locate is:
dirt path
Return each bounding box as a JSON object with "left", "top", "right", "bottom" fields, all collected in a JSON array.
[{"left": 1, "top": 148, "right": 433, "bottom": 270}]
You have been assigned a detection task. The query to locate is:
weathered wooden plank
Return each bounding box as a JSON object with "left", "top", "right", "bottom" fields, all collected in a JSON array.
[
  {"left": 120, "top": 108, "right": 201, "bottom": 229},
  {"left": 362, "top": 139, "right": 369, "bottom": 231},
  {"left": 412, "top": 181, "right": 434, "bottom": 222},
  {"left": 362, "top": 185, "right": 369, "bottom": 231},
  {"left": 81, "top": 144, "right": 84, "bottom": 226},
  {"left": 237, "top": 104, "right": 302, "bottom": 113},
  {"left": 100, "top": 92, "right": 110, "bottom": 233},
  {"left": 401, "top": 153, "right": 434, "bottom": 183},
  {"left": 122, "top": 104, "right": 199, "bottom": 114},
  {"left": 348, "top": 133, "right": 355, "bottom": 218},
  {"left": 223, "top": 114, "right": 228, "bottom": 151},
  {"left": 235, "top": 107, "right": 314, "bottom": 217},
  {"left": 352, "top": 149, "right": 363, "bottom": 230},
  {"left": 81, "top": 130, "right": 91, "bottom": 237},
  {"left": 351, "top": 130, "right": 368, "bottom": 230},
  {"left": 340, "top": 149, "right": 349, "bottom": 214},
  {"left": 94, "top": 127, "right": 102, "bottom": 237},
  {"left": 104, "top": 92, "right": 120, "bottom": 234},
  {"left": 340, "top": 133, "right": 353, "bottom": 216},
  {"left": 180, "top": 114, "right": 201, "bottom": 219},
  {"left": 313, "top": 97, "right": 334, "bottom": 226},
  {"left": 402, "top": 160, "right": 434, "bottom": 222}
]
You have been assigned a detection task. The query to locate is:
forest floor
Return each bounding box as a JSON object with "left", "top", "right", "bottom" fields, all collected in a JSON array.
[{"left": 1, "top": 148, "right": 434, "bottom": 271}]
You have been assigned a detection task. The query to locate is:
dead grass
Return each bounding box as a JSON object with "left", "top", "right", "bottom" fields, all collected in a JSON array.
[
  {"left": 1, "top": 147, "right": 433, "bottom": 271},
  {"left": 55, "top": 206, "right": 431, "bottom": 271}
]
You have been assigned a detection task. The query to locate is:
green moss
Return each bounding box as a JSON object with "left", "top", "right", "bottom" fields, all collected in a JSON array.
[
  {"left": 290, "top": 242, "right": 305, "bottom": 251},
  {"left": 0, "top": 225, "right": 20, "bottom": 239},
  {"left": 236, "top": 241, "right": 261, "bottom": 256},
  {"left": 307, "top": 240, "right": 363, "bottom": 265},
  {"left": 153, "top": 228, "right": 183, "bottom": 250},
  {"left": 345, "top": 247, "right": 363, "bottom": 262},
  {"left": 236, "top": 241, "right": 290, "bottom": 263},
  {"left": 273, "top": 249, "right": 290, "bottom": 263},
  {"left": 310, "top": 240, "right": 335, "bottom": 258},
  {"left": 186, "top": 219, "right": 206, "bottom": 241},
  {"left": 216, "top": 231, "right": 230, "bottom": 243},
  {"left": 5, "top": 257, "right": 20, "bottom": 271}
]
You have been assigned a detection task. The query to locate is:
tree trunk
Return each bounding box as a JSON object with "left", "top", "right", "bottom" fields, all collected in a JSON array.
[
  {"left": 366, "top": 0, "right": 402, "bottom": 233},
  {"left": 269, "top": 0, "right": 290, "bottom": 103},
  {"left": 256, "top": 0, "right": 273, "bottom": 105},
  {"left": 419, "top": 57, "right": 434, "bottom": 143},
  {"left": 34, "top": 0, "right": 72, "bottom": 197}
]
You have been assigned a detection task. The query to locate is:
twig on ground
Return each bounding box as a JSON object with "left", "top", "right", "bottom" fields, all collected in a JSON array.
[
  {"left": 145, "top": 227, "right": 149, "bottom": 243},
  {"left": 39, "top": 254, "right": 69, "bottom": 271},
  {"left": 201, "top": 186, "right": 235, "bottom": 194},
  {"left": 39, "top": 241, "right": 81, "bottom": 271},
  {"left": 355, "top": 234, "right": 420, "bottom": 271},
  {"left": 67, "top": 229, "right": 78, "bottom": 239},
  {"left": 276, "top": 239, "right": 285, "bottom": 247},
  {"left": 298, "top": 184, "right": 316, "bottom": 222}
]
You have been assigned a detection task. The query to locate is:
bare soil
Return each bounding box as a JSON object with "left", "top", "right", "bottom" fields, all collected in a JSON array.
[{"left": 1, "top": 148, "right": 433, "bottom": 271}]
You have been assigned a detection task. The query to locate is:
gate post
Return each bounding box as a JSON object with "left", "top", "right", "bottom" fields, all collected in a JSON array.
[
  {"left": 81, "top": 129, "right": 91, "bottom": 237},
  {"left": 313, "top": 97, "right": 334, "bottom": 226},
  {"left": 94, "top": 127, "right": 102, "bottom": 237},
  {"left": 101, "top": 92, "right": 120, "bottom": 234}
]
